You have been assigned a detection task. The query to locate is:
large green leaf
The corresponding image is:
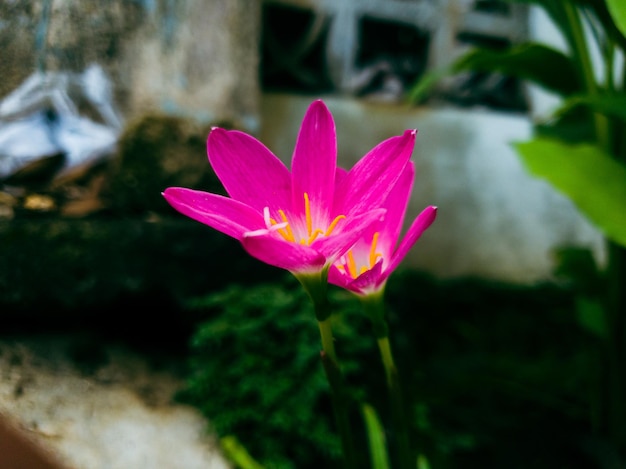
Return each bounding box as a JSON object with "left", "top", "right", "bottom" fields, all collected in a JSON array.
[
  {"left": 452, "top": 43, "right": 582, "bottom": 96},
  {"left": 408, "top": 42, "right": 581, "bottom": 104},
  {"left": 607, "top": 0, "right": 626, "bottom": 38},
  {"left": 556, "top": 94, "right": 626, "bottom": 123},
  {"left": 515, "top": 138, "right": 626, "bottom": 247}
]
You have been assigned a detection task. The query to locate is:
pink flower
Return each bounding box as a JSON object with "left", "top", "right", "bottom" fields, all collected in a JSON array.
[
  {"left": 329, "top": 162, "right": 437, "bottom": 295},
  {"left": 162, "top": 100, "right": 416, "bottom": 276}
]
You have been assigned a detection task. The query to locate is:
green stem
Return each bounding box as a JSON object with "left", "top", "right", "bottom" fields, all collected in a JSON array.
[
  {"left": 563, "top": 1, "right": 610, "bottom": 149},
  {"left": 362, "top": 294, "right": 414, "bottom": 469},
  {"left": 378, "top": 336, "right": 414, "bottom": 469},
  {"left": 567, "top": 3, "right": 626, "bottom": 457},
  {"left": 318, "top": 317, "right": 338, "bottom": 362},
  {"left": 297, "top": 272, "right": 357, "bottom": 469},
  {"left": 319, "top": 346, "right": 357, "bottom": 469},
  {"left": 377, "top": 336, "right": 396, "bottom": 387},
  {"left": 606, "top": 241, "right": 626, "bottom": 456}
]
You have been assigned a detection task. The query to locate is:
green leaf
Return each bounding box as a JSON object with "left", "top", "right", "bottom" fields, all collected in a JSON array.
[
  {"left": 575, "top": 297, "right": 608, "bottom": 339},
  {"left": 607, "top": 0, "right": 626, "bottom": 38},
  {"left": 452, "top": 43, "right": 583, "bottom": 96},
  {"left": 362, "top": 404, "right": 390, "bottom": 469},
  {"left": 556, "top": 94, "right": 626, "bottom": 123},
  {"left": 514, "top": 138, "right": 626, "bottom": 247},
  {"left": 407, "top": 42, "right": 581, "bottom": 105},
  {"left": 417, "top": 454, "right": 433, "bottom": 469},
  {"left": 221, "top": 436, "right": 266, "bottom": 469},
  {"left": 407, "top": 65, "right": 455, "bottom": 104}
]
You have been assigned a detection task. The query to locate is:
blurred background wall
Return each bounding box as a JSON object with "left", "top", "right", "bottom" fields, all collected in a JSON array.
[
  {"left": 0, "top": 0, "right": 605, "bottom": 285},
  {"left": 0, "top": 1, "right": 613, "bottom": 466}
]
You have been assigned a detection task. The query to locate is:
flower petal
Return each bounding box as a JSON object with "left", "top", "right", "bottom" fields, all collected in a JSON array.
[
  {"left": 207, "top": 128, "right": 292, "bottom": 211},
  {"left": 377, "top": 162, "right": 415, "bottom": 256},
  {"left": 334, "top": 129, "right": 416, "bottom": 216},
  {"left": 335, "top": 166, "right": 348, "bottom": 186},
  {"left": 384, "top": 205, "right": 437, "bottom": 278},
  {"left": 312, "top": 208, "right": 386, "bottom": 262},
  {"left": 291, "top": 100, "right": 337, "bottom": 221},
  {"left": 350, "top": 260, "right": 385, "bottom": 292},
  {"left": 241, "top": 231, "right": 326, "bottom": 273},
  {"left": 163, "top": 187, "right": 264, "bottom": 240},
  {"left": 328, "top": 260, "right": 384, "bottom": 295},
  {"left": 328, "top": 265, "right": 352, "bottom": 290}
]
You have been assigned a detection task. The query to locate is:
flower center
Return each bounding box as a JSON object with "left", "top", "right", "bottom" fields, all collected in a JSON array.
[
  {"left": 336, "top": 232, "right": 382, "bottom": 279},
  {"left": 264, "top": 192, "right": 346, "bottom": 246}
]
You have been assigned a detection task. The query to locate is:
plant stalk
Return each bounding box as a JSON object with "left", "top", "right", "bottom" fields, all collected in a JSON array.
[
  {"left": 297, "top": 271, "right": 357, "bottom": 469},
  {"left": 362, "top": 294, "right": 414, "bottom": 469},
  {"left": 318, "top": 318, "right": 357, "bottom": 469}
]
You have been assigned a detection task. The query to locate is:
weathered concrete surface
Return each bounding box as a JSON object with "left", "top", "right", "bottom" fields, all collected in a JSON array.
[
  {"left": 0, "top": 335, "right": 231, "bottom": 469},
  {"left": 259, "top": 93, "right": 606, "bottom": 284},
  {"left": 0, "top": 0, "right": 261, "bottom": 131},
  {"left": 0, "top": 114, "right": 281, "bottom": 321}
]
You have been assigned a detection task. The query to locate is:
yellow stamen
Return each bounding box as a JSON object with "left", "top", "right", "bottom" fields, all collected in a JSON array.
[
  {"left": 325, "top": 215, "right": 346, "bottom": 236},
  {"left": 304, "top": 192, "right": 312, "bottom": 236},
  {"left": 308, "top": 228, "right": 324, "bottom": 244},
  {"left": 346, "top": 251, "right": 358, "bottom": 278},
  {"left": 278, "top": 210, "right": 295, "bottom": 242},
  {"left": 369, "top": 232, "right": 381, "bottom": 267},
  {"left": 265, "top": 195, "right": 347, "bottom": 247}
]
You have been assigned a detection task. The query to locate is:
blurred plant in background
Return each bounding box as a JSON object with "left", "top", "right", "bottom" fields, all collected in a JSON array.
[
  {"left": 410, "top": 0, "right": 626, "bottom": 461},
  {"left": 179, "top": 269, "right": 599, "bottom": 468}
]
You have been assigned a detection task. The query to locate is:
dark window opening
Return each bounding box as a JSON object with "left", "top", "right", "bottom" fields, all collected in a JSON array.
[
  {"left": 473, "top": 0, "right": 511, "bottom": 16},
  {"left": 261, "top": 4, "right": 334, "bottom": 94},
  {"left": 354, "top": 16, "right": 430, "bottom": 100}
]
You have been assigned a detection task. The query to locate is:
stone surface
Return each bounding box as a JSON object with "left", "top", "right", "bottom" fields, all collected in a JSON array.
[
  {"left": 0, "top": 112, "right": 281, "bottom": 321},
  {"left": 1, "top": 0, "right": 261, "bottom": 131},
  {"left": 0, "top": 335, "right": 231, "bottom": 469}
]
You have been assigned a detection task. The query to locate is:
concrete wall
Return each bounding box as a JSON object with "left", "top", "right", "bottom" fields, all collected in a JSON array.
[{"left": 0, "top": 0, "right": 261, "bottom": 131}]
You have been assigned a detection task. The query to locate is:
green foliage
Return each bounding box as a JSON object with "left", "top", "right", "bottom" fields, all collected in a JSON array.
[
  {"left": 178, "top": 275, "right": 376, "bottom": 469},
  {"left": 408, "top": 43, "right": 582, "bottom": 104},
  {"left": 607, "top": 0, "right": 626, "bottom": 38},
  {"left": 408, "top": 0, "right": 626, "bottom": 252},
  {"left": 179, "top": 269, "right": 604, "bottom": 468},
  {"left": 452, "top": 43, "right": 583, "bottom": 96},
  {"left": 515, "top": 138, "right": 626, "bottom": 247},
  {"left": 384, "top": 271, "right": 600, "bottom": 468},
  {"left": 220, "top": 436, "right": 266, "bottom": 469},
  {"left": 555, "top": 94, "right": 626, "bottom": 123}
]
